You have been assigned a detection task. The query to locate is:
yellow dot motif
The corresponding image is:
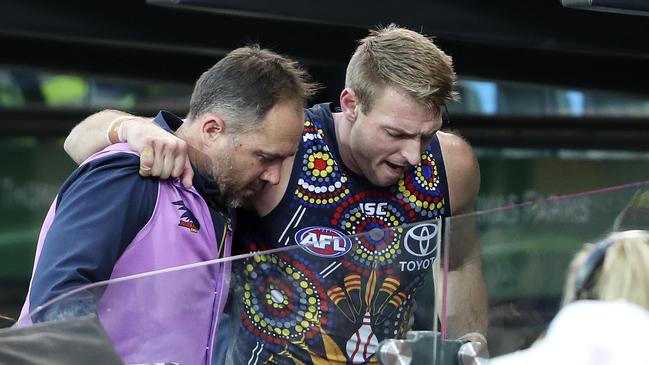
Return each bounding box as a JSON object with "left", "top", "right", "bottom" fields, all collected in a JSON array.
[
  {"left": 393, "top": 150, "right": 447, "bottom": 219},
  {"left": 295, "top": 118, "right": 349, "bottom": 208},
  {"left": 241, "top": 253, "right": 324, "bottom": 345}
]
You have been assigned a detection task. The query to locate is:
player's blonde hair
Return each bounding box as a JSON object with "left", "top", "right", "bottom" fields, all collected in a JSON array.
[{"left": 345, "top": 24, "right": 458, "bottom": 114}]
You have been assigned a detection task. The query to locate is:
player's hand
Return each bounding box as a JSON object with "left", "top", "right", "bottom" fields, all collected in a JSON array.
[
  {"left": 122, "top": 118, "right": 194, "bottom": 189},
  {"left": 457, "top": 332, "right": 489, "bottom": 364}
]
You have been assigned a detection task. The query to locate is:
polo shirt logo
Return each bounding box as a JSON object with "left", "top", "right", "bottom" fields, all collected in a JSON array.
[{"left": 172, "top": 200, "right": 200, "bottom": 233}]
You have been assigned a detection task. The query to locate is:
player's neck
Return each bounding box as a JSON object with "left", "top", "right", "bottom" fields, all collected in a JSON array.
[{"left": 332, "top": 111, "right": 363, "bottom": 176}]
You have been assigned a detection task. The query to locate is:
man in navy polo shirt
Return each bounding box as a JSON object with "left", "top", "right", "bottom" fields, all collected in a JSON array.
[{"left": 19, "top": 45, "right": 316, "bottom": 365}]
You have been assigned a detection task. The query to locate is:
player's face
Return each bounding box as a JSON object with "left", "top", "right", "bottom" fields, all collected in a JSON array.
[
  {"left": 210, "top": 101, "right": 303, "bottom": 208},
  {"left": 349, "top": 87, "right": 442, "bottom": 187}
]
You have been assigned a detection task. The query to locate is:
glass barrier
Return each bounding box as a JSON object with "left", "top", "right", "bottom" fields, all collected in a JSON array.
[
  {"left": 440, "top": 180, "right": 649, "bottom": 358},
  {"left": 15, "top": 219, "right": 444, "bottom": 365},
  {"left": 16, "top": 180, "right": 649, "bottom": 364}
]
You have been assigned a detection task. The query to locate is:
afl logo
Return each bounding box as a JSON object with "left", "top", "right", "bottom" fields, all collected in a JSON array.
[
  {"left": 404, "top": 223, "right": 438, "bottom": 257},
  {"left": 295, "top": 226, "right": 352, "bottom": 258}
]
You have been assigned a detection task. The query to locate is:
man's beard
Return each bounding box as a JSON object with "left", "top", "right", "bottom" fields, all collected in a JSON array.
[
  {"left": 209, "top": 154, "right": 256, "bottom": 210},
  {"left": 223, "top": 180, "right": 264, "bottom": 210}
]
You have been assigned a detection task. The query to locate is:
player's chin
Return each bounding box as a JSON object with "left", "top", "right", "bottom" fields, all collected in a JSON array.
[
  {"left": 372, "top": 164, "right": 404, "bottom": 186},
  {"left": 369, "top": 173, "right": 400, "bottom": 187}
]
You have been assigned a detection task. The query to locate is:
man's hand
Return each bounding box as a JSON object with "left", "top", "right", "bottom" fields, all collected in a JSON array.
[
  {"left": 65, "top": 110, "right": 194, "bottom": 189},
  {"left": 121, "top": 118, "right": 194, "bottom": 189}
]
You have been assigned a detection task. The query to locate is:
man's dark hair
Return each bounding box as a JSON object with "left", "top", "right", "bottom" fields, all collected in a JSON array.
[{"left": 188, "top": 45, "right": 317, "bottom": 133}]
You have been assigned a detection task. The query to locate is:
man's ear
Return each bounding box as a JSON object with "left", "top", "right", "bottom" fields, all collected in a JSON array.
[
  {"left": 200, "top": 113, "right": 226, "bottom": 143},
  {"left": 340, "top": 87, "right": 360, "bottom": 122}
]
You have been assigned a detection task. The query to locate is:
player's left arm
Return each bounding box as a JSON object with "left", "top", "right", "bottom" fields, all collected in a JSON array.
[
  {"left": 64, "top": 110, "right": 193, "bottom": 188},
  {"left": 438, "top": 131, "right": 489, "bottom": 346}
]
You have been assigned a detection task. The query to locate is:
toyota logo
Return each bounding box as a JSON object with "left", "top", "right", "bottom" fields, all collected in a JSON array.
[{"left": 404, "top": 223, "right": 438, "bottom": 257}]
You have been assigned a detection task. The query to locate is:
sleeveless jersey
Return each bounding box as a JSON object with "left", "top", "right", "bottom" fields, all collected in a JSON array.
[{"left": 229, "top": 103, "right": 450, "bottom": 365}]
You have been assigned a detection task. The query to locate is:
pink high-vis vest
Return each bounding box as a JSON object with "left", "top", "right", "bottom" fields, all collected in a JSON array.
[{"left": 19, "top": 143, "right": 233, "bottom": 365}]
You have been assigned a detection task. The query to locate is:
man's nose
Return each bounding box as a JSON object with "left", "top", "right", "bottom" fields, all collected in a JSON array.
[
  {"left": 402, "top": 138, "right": 422, "bottom": 166},
  {"left": 260, "top": 163, "right": 281, "bottom": 185}
]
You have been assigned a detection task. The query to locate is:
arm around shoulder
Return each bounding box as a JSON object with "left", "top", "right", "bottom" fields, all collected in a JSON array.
[
  {"left": 63, "top": 110, "right": 192, "bottom": 187},
  {"left": 64, "top": 110, "right": 134, "bottom": 164}
]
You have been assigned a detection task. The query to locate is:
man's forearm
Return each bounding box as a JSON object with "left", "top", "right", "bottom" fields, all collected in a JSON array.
[
  {"left": 63, "top": 110, "right": 193, "bottom": 187},
  {"left": 64, "top": 110, "right": 132, "bottom": 164},
  {"left": 445, "top": 261, "right": 489, "bottom": 339}
]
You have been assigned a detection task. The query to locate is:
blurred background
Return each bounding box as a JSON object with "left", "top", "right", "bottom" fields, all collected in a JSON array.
[{"left": 1, "top": 0, "right": 648, "bottom": 355}]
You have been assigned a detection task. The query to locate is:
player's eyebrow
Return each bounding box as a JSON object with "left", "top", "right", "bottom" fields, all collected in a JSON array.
[{"left": 386, "top": 126, "right": 439, "bottom": 138}]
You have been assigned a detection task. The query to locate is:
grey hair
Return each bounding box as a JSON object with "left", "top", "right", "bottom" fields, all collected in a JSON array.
[{"left": 188, "top": 45, "right": 318, "bottom": 134}]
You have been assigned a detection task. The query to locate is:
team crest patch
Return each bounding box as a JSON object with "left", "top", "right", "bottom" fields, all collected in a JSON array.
[
  {"left": 172, "top": 200, "right": 200, "bottom": 233},
  {"left": 295, "top": 226, "right": 352, "bottom": 257}
]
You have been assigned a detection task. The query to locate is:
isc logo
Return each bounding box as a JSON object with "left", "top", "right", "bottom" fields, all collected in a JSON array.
[
  {"left": 359, "top": 202, "right": 388, "bottom": 216},
  {"left": 295, "top": 226, "right": 352, "bottom": 258}
]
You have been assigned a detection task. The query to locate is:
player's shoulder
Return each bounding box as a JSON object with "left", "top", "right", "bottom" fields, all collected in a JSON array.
[
  {"left": 436, "top": 131, "right": 475, "bottom": 159},
  {"left": 437, "top": 131, "right": 480, "bottom": 214},
  {"left": 304, "top": 103, "right": 334, "bottom": 126},
  {"left": 437, "top": 131, "right": 478, "bottom": 172}
]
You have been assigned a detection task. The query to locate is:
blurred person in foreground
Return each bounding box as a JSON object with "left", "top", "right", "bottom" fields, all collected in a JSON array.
[{"left": 490, "top": 230, "right": 649, "bottom": 365}]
